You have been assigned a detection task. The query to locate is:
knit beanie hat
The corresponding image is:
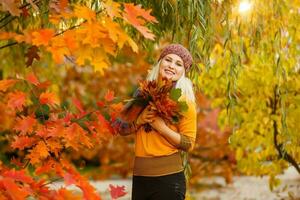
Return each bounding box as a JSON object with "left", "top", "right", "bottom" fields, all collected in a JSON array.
[{"left": 158, "top": 44, "right": 193, "bottom": 71}]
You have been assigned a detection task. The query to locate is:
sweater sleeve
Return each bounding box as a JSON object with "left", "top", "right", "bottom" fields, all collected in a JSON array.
[
  {"left": 111, "top": 89, "right": 144, "bottom": 136},
  {"left": 111, "top": 117, "right": 138, "bottom": 136},
  {"left": 177, "top": 101, "right": 197, "bottom": 151}
]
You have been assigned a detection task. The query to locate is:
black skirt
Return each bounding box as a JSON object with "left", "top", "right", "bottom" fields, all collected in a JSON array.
[{"left": 132, "top": 171, "right": 186, "bottom": 200}]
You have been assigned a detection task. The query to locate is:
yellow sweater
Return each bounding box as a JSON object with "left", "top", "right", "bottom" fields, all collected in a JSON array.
[{"left": 134, "top": 99, "right": 197, "bottom": 157}]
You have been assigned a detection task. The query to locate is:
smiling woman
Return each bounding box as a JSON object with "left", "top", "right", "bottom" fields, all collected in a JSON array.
[
  {"left": 112, "top": 44, "right": 197, "bottom": 200},
  {"left": 159, "top": 54, "right": 185, "bottom": 81}
]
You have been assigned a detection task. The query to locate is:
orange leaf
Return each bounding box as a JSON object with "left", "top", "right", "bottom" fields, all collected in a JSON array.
[
  {"left": 3, "top": 169, "right": 34, "bottom": 184},
  {"left": 35, "top": 160, "right": 57, "bottom": 175},
  {"left": 37, "top": 80, "right": 52, "bottom": 89},
  {"left": 123, "top": 3, "right": 157, "bottom": 40},
  {"left": 13, "top": 116, "right": 37, "bottom": 135},
  {"left": 27, "top": 141, "right": 49, "bottom": 165},
  {"left": 1, "top": 177, "right": 30, "bottom": 199},
  {"left": 59, "top": 0, "right": 69, "bottom": 11},
  {"left": 135, "top": 25, "right": 156, "bottom": 40},
  {"left": 32, "top": 29, "right": 55, "bottom": 46},
  {"left": 63, "top": 31, "right": 78, "bottom": 51},
  {"left": 7, "top": 91, "right": 26, "bottom": 110},
  {"left": 26, "top": 72, "right": 40, "bottom": 86},
  {"left": 104, "top": 90, "right": 115, "bottom": 102},
  {"left": 56, "top": 188, "right": 82, "bottom": 200},
  {"left": 0, "top": 79, "right": 18, "bottom": 92},
  {"left": 46, "top": 139, "right": 62, "bottom": 157},
  {"left": 0, "top": 31, "right": 17, "bottom": 40},
  {"left": 47, "top": 44, "right": 69, "bottom": 63},
  {"left": 39, "top": 91, "right": 59, "bottom": 105},
  {"left": 74, "top": 5, "right": 96, "bottom": 23},
  {"left": 11, "top": 135, "right": 36, "bottom": 150}
]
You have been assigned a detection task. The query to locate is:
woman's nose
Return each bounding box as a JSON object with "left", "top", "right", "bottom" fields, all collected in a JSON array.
[{"left": 168, "top": 62, "right": 175, "bottom": 69}]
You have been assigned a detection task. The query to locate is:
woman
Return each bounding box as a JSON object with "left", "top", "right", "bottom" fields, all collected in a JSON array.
[{"left": 113, "top": 44, "right": 197, "bottom": 200}]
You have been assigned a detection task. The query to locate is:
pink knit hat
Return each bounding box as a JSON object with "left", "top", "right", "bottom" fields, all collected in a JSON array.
[{"left": 158, "top": 44, "right": 193, "bottom": 71}]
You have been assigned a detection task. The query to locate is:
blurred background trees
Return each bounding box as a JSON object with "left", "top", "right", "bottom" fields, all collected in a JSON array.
[{"left": 0, "top": 0, "right": 299, "bottom": 194}]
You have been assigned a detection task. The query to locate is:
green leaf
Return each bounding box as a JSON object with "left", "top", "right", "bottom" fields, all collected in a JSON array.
[
  {"left": 170, "top": 88, "right": 182, "bottom": 101},
  {"left": 179, "top": 101, "right": 188, "bottom": 112},
  {"left": 35, "top": 104, "right": 50, "bottom": 123}
]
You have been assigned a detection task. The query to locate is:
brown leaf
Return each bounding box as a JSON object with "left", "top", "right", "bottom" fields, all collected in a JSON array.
[{"left": 25, "top": 46, "right": 40, "bottom": 67}]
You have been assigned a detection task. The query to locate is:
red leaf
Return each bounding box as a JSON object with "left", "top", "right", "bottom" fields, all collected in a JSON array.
[
  {"left": 97, "top": 113, "right": 115, "bottom": 135},
  {"left": 7, "top": 91, "right": 26, "bottom": 110},
  {"left": 26, "top": 72, "right": 40, "bottom": 85},
  {"left": 21, "top": 7, "right": 30, "bottom": 18},
  {"left": 39, "top": 91, "right": 59, "bottom": 105},
  {"left": 0, "top": 79, "right": 18, "bottom": 92},
  {"left": 72, "top": 98, "right": 84, "bottom": 113},
  {"left": 104, "top": 90, "right": 115, "bottom": 102},
  {"left": 25, "top": 46, "right": 40, "bottom": 67},
  {"left": 10, "top": 157, "right": 24, "bottom": 167},
  {"left": 13, "top": 116, "right": 37, "bottom": 135},
  {"left": 96, "top": 101, "right": 105, "bottom": 107},
  {"left": 37, "top": 80, "right": 52, "bottom": 89},
  {"left": 109, "top": 184, "right": 127, "bottom": 200},
  {"left": 1, "top": 177, "right": 30, "bottom": 200},
  {"left": 63, "top": 172, "right": 76, "bottom": 186},
  {"left": 11, "top": 135, "right": 36, "bottom": 150}
]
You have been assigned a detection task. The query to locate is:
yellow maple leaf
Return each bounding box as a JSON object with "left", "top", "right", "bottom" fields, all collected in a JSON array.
[
  {"left": 102, "top": 0, "right": 122, "bottom": 18},
  {"left": 47, "top": 43, "right": 70, "bottom": 64},
  {"left": 91, "top": 48, "right": 109, "bottom": 74},
  {"left": 77, "top": 22, "right": 107, "bottom": 48},
  {"left": 74, "top": 45, "right": 93, "bottom": 66},
  {"left": 74, "top": 5, "right": 96, "bottom": 23},
  {"left": 99, "top": 37, "right": 116, "bottom": 56}
]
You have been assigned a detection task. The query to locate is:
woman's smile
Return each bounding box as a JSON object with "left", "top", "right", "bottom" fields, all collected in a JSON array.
[
  {"left": 164, "top": 68, "right": 175, "bottom": 75},
  {"left": 159, "top": 54, "right": 185, "bottom": 81}
]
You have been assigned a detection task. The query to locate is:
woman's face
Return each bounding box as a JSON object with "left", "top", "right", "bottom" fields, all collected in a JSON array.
[{"left": 158, "top": 54, "right": 185, "bottom": 81}]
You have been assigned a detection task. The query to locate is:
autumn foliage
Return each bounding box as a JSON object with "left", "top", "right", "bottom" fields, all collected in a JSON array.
[
  {"left": 0, "top": 0, "right": 241, "bottom": 199},
  {"left": 0, "top": 73, "right": 125, "bottom": 199}
]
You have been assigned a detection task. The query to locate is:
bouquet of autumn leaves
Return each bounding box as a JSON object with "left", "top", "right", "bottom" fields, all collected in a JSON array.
[{"left": 119, "top": 79, "right": 188, "bottom": 132}]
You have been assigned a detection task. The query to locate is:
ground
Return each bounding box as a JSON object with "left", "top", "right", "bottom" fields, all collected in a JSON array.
[{"left": 50, "top": 167, "right": 300, "bottom": 200}]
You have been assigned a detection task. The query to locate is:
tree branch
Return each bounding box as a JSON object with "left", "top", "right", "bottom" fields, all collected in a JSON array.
[
  {"left": 0, "top": 42, "right": 18, "bottom": 50},
  {"left": 0, "top": 9, "right": 104, "bottom": 50},
  {"left": 272, "top": 85, "right": 300, "bottom": 174}
]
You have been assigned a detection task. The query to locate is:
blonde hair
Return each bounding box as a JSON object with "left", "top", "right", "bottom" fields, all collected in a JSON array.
[{"left": 146, "top": 61, "right": 195, "bottom": 103}]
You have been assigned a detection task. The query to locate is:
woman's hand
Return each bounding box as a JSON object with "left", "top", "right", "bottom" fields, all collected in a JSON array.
[
  {"left": 136, "top": 105, "right": 156, "bottom": 126},
  {"left": 149, "top": 116, "right": 167, "bottom": 132}
]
